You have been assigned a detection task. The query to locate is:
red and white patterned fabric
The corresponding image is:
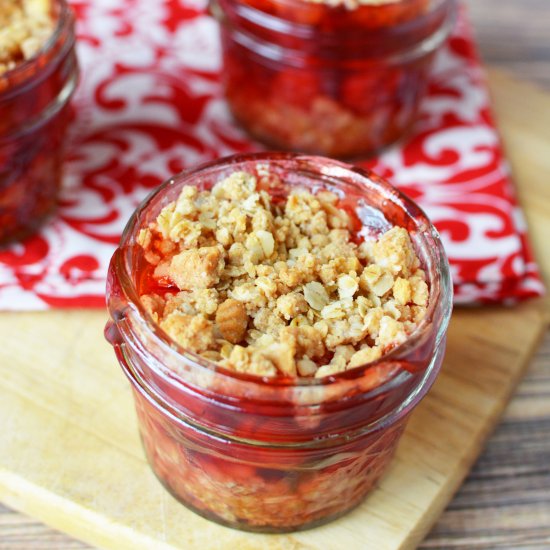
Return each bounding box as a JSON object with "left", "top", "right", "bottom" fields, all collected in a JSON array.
[{"left": 0, "top": 0, "right": 544, "bottom": 309}]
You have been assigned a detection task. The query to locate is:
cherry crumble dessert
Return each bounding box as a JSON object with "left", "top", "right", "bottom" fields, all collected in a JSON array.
[{"left": 106, "top": 154, "right": 452, "bottom": 532}]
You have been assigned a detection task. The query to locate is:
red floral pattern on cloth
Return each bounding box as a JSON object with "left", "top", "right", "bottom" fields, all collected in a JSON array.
[{"left": 0, "top": 0, "right": 544, "bottom": 309}]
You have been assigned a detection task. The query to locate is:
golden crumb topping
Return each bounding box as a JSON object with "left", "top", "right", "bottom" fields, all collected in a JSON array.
[
  {"left": 138, "top": 171, "right": 429, "bottom": 378},
  {"left": 0, "top": 0, "right": 53, "bottom": 75}
]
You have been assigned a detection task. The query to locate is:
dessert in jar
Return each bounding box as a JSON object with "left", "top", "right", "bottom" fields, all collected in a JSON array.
[
  {"left": 0, "top": 0, "right": 78, "bottom": 245},
  {"left": 105, "top": 152, "right": 452, "bottom": 532},
  {"left": 212, "top": 0, "right": 457, "bottom": 158}
]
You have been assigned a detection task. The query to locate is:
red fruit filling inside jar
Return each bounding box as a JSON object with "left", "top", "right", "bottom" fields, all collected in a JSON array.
[{"left": 216, "top": 0, "right": 455, "bottom": 156}]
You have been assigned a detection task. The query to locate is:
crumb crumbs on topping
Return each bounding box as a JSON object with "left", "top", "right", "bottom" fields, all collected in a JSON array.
[
  {"left": 138, "top": 170, "right": 429, "bottom": 378},
  {"left": 0, "top": 0, "right": 54, "bottom": 75}
]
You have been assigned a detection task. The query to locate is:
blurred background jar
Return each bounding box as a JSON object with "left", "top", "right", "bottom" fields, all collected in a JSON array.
[
  {"left": 0, "top": 0, "right": 78, "bottom": 246},
  {"left": 212, "top": 0, "right": 456, "bottom": 158}
]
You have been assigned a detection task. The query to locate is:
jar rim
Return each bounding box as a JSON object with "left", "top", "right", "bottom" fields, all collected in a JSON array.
[
  {"left": 110, "top": 151, "right": 453, "bottom": 395},
  {"left": 0, "top": 0, "right": 75, "bottom": 92},
  {"left": 212, "top": 0, "right": 457, "bottom": 66},
  {"left": 215, "top": 0, "right": 451, "bottom": 27}
]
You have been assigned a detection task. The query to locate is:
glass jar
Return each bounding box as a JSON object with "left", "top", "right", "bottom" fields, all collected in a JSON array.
[
  {"left": 105, "top": 152, "right": 452, "bottom": 532},
  {"left": 212, "top": 0, "right": 457, "bottom": 158},
  {"left": 0, "top": 0, "right": 78, "bottom": 246}
]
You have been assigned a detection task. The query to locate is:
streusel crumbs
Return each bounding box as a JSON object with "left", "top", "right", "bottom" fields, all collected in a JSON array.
[
  {"left": 138, "top": 171, "right": 429, "bottom": 378},
  {"left": 0, "top": 0, "right": 53, "bottom": 75}
]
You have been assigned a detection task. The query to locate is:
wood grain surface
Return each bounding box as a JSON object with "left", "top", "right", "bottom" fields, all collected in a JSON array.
[
  {"left": 466, "top": 0, "right": 550, "bottom": 89},
  {"left": 1, "top": 0, "right": 550, "bottom": 548},
  {"left": 427, "top": 2, "right": 550, "bottom": 545}
]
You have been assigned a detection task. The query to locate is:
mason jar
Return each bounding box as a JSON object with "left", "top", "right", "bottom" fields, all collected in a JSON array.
[
  {"left": 105, "top": 152, "right": 452, "bottom": 532},
  {"left": 212, "top": 0, "right": 457, "bottom": 158},
  {"left": 0, "top": 0, "right": 78, "bottom": 245}
]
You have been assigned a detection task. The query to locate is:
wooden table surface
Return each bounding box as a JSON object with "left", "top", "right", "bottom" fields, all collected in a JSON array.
[
  {"left": 423, "top": 1, "right": 550, "bottom": 547},
  {"left": 1, "top": 1, "right": 549, "bottom": 548}
]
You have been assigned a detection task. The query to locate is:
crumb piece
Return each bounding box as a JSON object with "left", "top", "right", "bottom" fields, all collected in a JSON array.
[
  {"left": 376, "top": 316, "right": 408, "bottom": 348},
  {"left": 212, "top": 171, "right": 257, "bottom": 201},
  {"left": 372, "top": 227, "right": 417, "bottom": 277},
  {"left": 137, "top": 228, "right": 152, "bottom": 249},
  {"left": 201, "top": 350, "right": 222, "bottom": 362},
  {"left": 324, "top": 313, "right": 367, "bottom": 349},
  {"left": 276, "top": 292, "right": 309, "bottom": 320},
  {"left": 156, "top": 204, "right": 202, "bottom": 246},
  {"left": 223, "top": 346, "right": 278, "bottom": 377},
  {"left": 348, "top": 346, "right": 383, "bottom": 368},
  {"left": 297, "top": 356, "right": 318, "bottom": 377},
  {"left": 278, "top": 264, "right": 310, "bottom": 289},
  {"left": 314, "top": 364, "right": 339, "bottom": 378},
  {"left": 252, "top": 308, "right": 286, "bottom": 336},
  {"left": 192, "top": 289, "right": 220, "bottom": 315},
  {"left": 314, "top": 345, "right": 355, "bottom": 378},
  {"left": 359, "top": 264, "right": 394, "bottom": 296},
  {"left": 229, "top": 282, "right": 267, "bottom": 311},
  {"left": 410, "top": 275, "right": 429, "bottom": 306},
  {"left": 280, "top": 326, "right": 325, "bottom": 359},
  {"left": 140, "top": 293, "right": 165, "bottom": 322},
  {"left": 216, "top": 299, "right": 248, "bottom": 344},
  {"left": 160, "top": 313, "right": 215, "bottom": 352},
  {"left": 393, "top": 277, "right": 412, "bottom": 305},
  {"left": 337, "top": 274, "right": 359, "bottom": 299},
  {"left": 168, "top": 246, "right": 224, "bottom": 290},
  {"left": 262, "top": 342, "right": 297, "bottom": 377},
  {"left": 255, "top": 276, "right": 278, "bottom": 299}
]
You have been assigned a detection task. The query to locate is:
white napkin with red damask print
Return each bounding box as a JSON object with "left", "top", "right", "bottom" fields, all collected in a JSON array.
[{"left": 0, "top": 0, "right": 544, "bottom": 309}]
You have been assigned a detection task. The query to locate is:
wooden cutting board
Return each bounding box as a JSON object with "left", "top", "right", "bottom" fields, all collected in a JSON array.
[{"left": 0, "top": 70, "right": 549, "bottom": 550}]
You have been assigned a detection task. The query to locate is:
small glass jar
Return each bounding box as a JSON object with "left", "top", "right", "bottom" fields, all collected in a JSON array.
[
  {"left": 0, "top": 0, "right": 78, "bottom": 246},
  {"left": 212, "top": 0, "right": 456, "bottom": 158},
  {"left": 105, "top": 152, "right": 452, "bottom": 532}
]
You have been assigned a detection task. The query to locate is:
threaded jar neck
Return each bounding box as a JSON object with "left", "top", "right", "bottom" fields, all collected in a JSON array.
[{"left": 212, "top": 0, "right": 457, "bottom": 68}]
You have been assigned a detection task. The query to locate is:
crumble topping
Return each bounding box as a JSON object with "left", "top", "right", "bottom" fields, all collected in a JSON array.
[
  {"left": 138, "top": 171, "right": 429, "bottom": 378},
  {"left": 0, "top": 0, "right": 53, "bottom": 75}
]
